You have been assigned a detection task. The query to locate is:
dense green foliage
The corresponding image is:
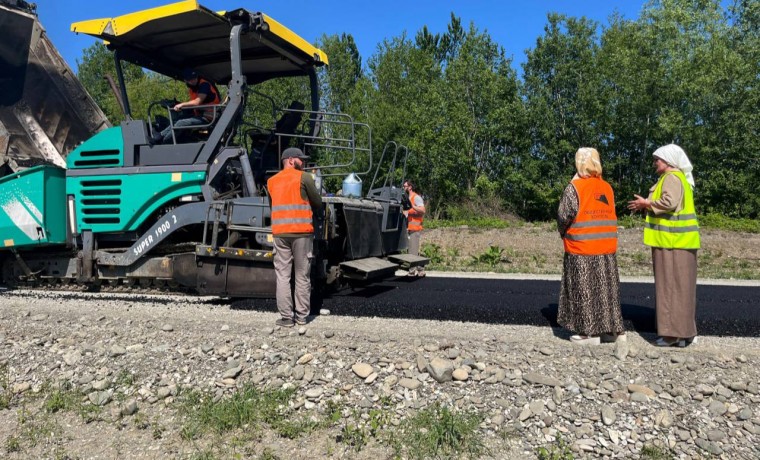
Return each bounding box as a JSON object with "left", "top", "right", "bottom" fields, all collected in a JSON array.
[
  {"left": 76, "top": 0, "right": 759, "bottom": 220},
  {"left": 76, "top": 43, "right": 186, "bottom": 124}
]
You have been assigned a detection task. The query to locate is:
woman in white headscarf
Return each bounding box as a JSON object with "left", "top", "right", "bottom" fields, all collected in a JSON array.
[
  {"left": 628, "top": 144, "right": 700, "bottom": 347},
  {"left": 557, "top": 148, "right": 624, "bottom": 345}
]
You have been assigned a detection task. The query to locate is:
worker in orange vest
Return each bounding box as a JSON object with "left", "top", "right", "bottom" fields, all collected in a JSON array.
[
  {"left": 403, "top": 180, "right": 426, "bottom": 277},
  {"left": 267, "top": 147, "right": 322, "bottom": 327},
  {"left": 156, "top": 68, "right": 221, "bottom": 144},
  {"left": 557, "top": 147, "right": 624, "bottom": 345}
]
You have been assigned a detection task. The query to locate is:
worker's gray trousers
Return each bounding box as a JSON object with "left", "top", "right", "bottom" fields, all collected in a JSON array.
[
  {"left": 273, "top": 235, "right": 313, "bottom": 322},
  {"left": 408, "top": 230, "right": 421, "bottom": 256}
]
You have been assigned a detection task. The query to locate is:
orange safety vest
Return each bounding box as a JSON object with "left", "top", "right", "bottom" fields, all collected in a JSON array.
[
  {"left": 563, "top": 177, "right": 618, "bottom": 255},
  {"left": 188, "top": 78, "right": 221, "bottom": 120},
  {"left": 267, "top": 168, "right": 314, "bottom": 235},
  {"left": 407, "top": 191, "right": 424, "bottom": 233}
]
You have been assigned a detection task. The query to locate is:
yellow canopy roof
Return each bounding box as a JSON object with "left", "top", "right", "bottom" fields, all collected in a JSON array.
[{"left": 71, "top": 0, "right": 328, "bottom": 84}]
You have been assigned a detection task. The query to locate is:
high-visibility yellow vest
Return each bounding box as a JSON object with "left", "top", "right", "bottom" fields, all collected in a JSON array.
[{"left": 643, "top": 171, "right": 700, "bottom": 249}]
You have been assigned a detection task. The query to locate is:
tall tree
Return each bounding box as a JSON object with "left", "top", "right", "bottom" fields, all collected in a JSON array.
[
  {"left": 76, "top": 42, "right": 144, "bottom": 123},
  {"left": 520, "top": 14, "right": 603, "bottom": 219}
]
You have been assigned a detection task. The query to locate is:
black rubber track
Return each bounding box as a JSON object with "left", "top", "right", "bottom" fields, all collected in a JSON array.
[{"left": 231, "top": 277, "right": 760, "bottom": 338}]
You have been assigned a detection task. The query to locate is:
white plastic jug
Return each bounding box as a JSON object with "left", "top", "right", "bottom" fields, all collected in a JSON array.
[{"left": 342, "top": 173, "right": 362, "bottom": 198}]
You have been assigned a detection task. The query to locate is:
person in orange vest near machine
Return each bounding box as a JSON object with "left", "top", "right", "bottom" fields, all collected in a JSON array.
[
  {"left": 627, "top": 144, "right": 700, "bottom": 347},
  {"left": 155, "top": 68, "right": 221, "bottom": 144},
  {"left": 556, "top": 147, "right": 624, "bottom": 345},
  {"left": 403, "top": 180, "right": 426, "bottom": 277},
  {"left": 267, "top": 147, "right": 322, "bottom": 328}
]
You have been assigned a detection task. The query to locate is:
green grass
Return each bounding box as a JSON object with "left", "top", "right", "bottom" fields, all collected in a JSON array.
[
  {"left": 258, "top": 448, "right": 282, "bottom": 460},
  {"left": 536, "top": 434, "right": 574, "bottom": 460},
  {"left": 0, "top": 363, "right": 12, "bottom": 410},
  {"left": 338, "top": 404, "right": 393, "bottom": 452},
  {"left": 115, "top": 370, "right": 137, "bottom": 387},
  {"left": 43, "top": 385, "right": 81, "bottom": 414},
  {"left": 617, "top": 214, "right": 641, "bottom": 229},
  {"left": 427, "top": 213, "right": 759, "bottom": 233},
  {"left": 5, "top": 435, "right": 21, "bottom": 452},
  {"left": 421, "top": 243, "right": 445, "bottom": 265},
  {"left": 189, "top": 450, "right": 216, "bottom": 460},
  {"left": 389, "top": 403, "right": 486, "bottom": 460},
  {"left": 425, "top": 216, "right": 518, "bottom": 229},
  {"left": 470, "top": 245, "right": 509, "bottom": 268},
  {"left": 699, "top": 213, "right": 760, "bottom": 233},
  {"left": 619, "top": 213, "right": 759, "bottom": 233},
  {"left": 13, "top": 405, "right": 64, "bottom": 450},
  {"left": 640, "top": 444, "right": 675, "bottom": 460},
  {"left": 178, "top": 385, "right": 326, "bottom": 441}
]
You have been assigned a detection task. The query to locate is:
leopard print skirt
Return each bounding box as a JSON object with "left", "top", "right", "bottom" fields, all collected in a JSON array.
[{"left": 558, "top": 253, "right": 624, "bottom": 336}]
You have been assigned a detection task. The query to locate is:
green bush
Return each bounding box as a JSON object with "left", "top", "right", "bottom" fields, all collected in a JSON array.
[
  {"left": 470, "top": 245, "right": 508, "bottom": 268},
  {"left": 421, "top": 243, "right": 444, "bottom": 265},
  {"left": 619, "top": 213, "right": 759, "bottom": 233},
  {"left": 699, "top": 213, "right": 760, "bottom": 233}
]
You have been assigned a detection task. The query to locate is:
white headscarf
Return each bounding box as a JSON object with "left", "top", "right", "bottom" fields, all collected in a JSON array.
[{"left": 653, "top": 144, "right": 695, "bottom": 188}]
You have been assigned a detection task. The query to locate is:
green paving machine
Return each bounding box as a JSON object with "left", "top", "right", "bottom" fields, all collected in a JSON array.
[{"left": 0, "top": 0, "right": 428, "bottom": 297}]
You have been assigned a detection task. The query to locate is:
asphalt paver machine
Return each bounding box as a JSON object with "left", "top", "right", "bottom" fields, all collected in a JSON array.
[{"left": 0, "top": 0, "right": 428, "bottom": 297}]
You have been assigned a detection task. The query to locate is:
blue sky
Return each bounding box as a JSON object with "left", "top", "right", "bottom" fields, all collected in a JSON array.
[{"left": 37, "top": 0, "right": 646, "bottom": 75}]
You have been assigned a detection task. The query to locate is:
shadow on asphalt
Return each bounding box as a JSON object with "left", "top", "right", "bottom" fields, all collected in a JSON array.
[{"left": 541, "top": 303, "right": 658, "bottom": 337}]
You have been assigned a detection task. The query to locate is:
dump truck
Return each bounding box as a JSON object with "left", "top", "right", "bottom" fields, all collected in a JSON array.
[
  {"left": 0, "top": 0, "right": 110, "bottom": 173},
  {"left": 0, "top": 0, "right": 428, "bottom": 297}
]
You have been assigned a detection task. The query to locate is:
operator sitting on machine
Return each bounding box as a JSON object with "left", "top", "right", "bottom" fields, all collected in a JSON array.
[{"left": 153, "top": 68, "right": 221, "bottom": 144}]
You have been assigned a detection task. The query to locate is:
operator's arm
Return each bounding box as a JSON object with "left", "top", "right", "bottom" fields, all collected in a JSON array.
[
  {"left": 409, "top": 195, "right": 425, "bottom": 216},
  {"left": 173, "top": 96, "right": 204, "bottom": 111},
  {"left": 557, "top": 184, "right": 578, "bottom": 238},
  {"left": 173, "top": 82, "right": 211, "bottom": 111},
  {"left": 301, "top": 172, "right": 322, "bottom": 210}
]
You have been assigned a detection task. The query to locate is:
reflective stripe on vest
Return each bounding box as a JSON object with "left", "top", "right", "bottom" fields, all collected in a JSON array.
[
  {"left": 563, "top": 177, "right": 618, "bottom": 255},
  {"left": 408, "top": 191, "right": 423, "bottom": 232},
  {"left": 643, "top": 171, "right": 700, "bottom": 249},
  {"left": 267, "top": 169, "right": 313, "bottom": 235},
  {"left": 188, "top": 78, "right": 221, "bottom": 120}
]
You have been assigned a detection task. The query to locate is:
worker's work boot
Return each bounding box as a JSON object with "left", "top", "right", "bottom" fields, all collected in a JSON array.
[{"left": 275, "top": 318, "right": 294, "bottom": 328}]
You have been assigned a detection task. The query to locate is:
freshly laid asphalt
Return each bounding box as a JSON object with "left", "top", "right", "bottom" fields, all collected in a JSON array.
[{"left": 307, "top": 275, "right": 760, "bottom": 338}]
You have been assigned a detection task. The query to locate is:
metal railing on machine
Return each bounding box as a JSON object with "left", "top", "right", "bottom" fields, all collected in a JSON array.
[
  {"left": 367, "top": 141, "right": 410, "bottom": 202},
  {"left": 246, "top": 110, "right": 373, "bottom": 198}
]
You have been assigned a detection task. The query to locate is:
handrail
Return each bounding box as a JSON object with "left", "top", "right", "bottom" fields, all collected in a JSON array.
[
  {"left": 147, "top": 101, "right": 226, "bottom": 143},
  {"left": 258, "top": 107, "right": 373, "bottom": 179}
]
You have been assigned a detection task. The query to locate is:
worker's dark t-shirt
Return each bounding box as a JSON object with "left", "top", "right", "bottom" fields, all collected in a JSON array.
[{"left": 192, "top": 81, "right": 214, "bottom": 104}]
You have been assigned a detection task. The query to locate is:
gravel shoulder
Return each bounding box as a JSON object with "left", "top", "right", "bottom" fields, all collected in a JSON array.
[{"left": 1, "top": 289, "right": 759, "bottom": 459}]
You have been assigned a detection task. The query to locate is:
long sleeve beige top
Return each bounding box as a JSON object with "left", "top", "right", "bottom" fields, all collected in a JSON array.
[{"left": 647, "top": 173, "right": 684, "bottom": 215}]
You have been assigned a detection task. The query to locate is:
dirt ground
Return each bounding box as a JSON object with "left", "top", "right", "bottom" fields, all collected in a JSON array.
[{"left": 423, "top": 223, "right": 760, "bottom": 279}]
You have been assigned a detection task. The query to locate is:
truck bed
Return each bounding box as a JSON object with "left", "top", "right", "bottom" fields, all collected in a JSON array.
[{"left": 0, "top": 1, "right": 110, "bottom": 169}]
